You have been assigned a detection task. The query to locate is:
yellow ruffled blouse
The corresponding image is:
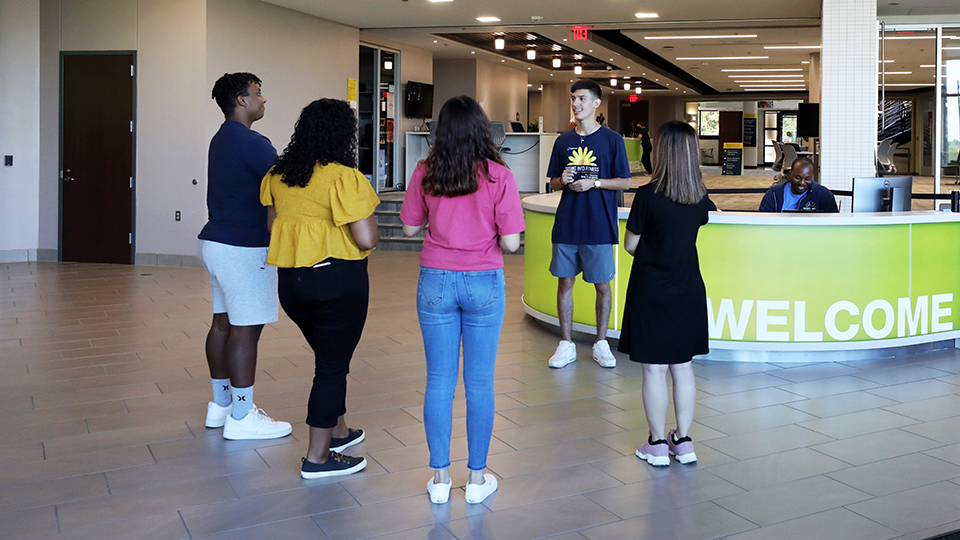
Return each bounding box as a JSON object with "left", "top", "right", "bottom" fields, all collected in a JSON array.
[{"left": 260, "top": 162, "right": 380, "bottom": 268}]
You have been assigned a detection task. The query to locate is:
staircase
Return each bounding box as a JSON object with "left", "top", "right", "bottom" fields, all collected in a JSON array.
[
  {"left": 878, "top": 99, "right": 912, "bottom": 145},
  {"left": 373, "top": 191, "right": 524, "bottom": 253}
]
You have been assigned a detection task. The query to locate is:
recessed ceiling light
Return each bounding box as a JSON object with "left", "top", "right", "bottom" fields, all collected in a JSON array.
[
  {"left": 501, "top": 59, "right": 505, "bottom": 62},
  {"left": 763, "top": 45, "right": 821, "bottom": 50},
  {"left": 476, "top": 16, "right": 500, "bottom": 22},
  {"left": 635, "top": 12, "right": 659, "bottom": 18},
  {"left": 588, "top": 49, "right": 593, "bottom": 52},
  {"left": 563, "top": 38, "right": 567, "bottom": 42},
  {"left": 730, "top": 74, "right": 804, "bottom": 78},
  {"left": 471, "top": 51, "right": 475, "bottom": 54},
  {"left": 801, "top": 61, "right": 810, "bottom": 64},
  {"left": 734, "top": 80, "right": 806, "bottom": 83},
  {"left": 644, "top": 34, "right": 757, "bottom": 40},
  {"left": 920, "top": 64, "right": 936, "bottom": 68},
  {"left": 742, "top": 88, "right": 806, "bottom": 91},
  {"left": 740, "top": 84, "right": 806, "bottom": 87},
  {"left": 722, "top": 68, "right": 803, "bottom": 72},
  {"left": 879, "top": 59, "right": 894, "bottom": 63},
  {"left": 433, "top": 40, "right": 438, "bottom": 43},
  {"left": 428, "top": 0, "right": 453, "bottom": 2},
  {"left": 677, "top": 56, "right": 769, "bottom": 60},
  {"left": 527, "top": 84, "right": 532, "bottom": 87},
  {"left": 879, "top": 71, "right": 912, "bottom": 75}
]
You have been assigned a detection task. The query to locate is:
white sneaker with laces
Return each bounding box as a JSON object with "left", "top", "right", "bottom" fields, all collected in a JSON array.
[
  {"left": 592, "top": 340, "right": 617, "bottom": 368},
  {"left": 222, "top": 405, "right": 292, "bottom": 440},
  {"left": 205, "top": 401, "right": 233, "bottom": 428},
  {"left": 548, "top": 340, "right": 577, "bottom": 368}
]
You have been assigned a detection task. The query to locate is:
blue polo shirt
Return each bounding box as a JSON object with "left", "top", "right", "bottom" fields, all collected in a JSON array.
[
  {"left": 198, "top": 121, "right": 277, "bottom": 247},
  {"left": 546, "top": 126, "right": 631, "bottom": 245}
]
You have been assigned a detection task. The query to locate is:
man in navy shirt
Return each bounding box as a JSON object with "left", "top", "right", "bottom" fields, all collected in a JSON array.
[
  {"left": 759, "top": 156, "right": 838, "bottom": 213},
  {"left": 546, "top": 80, "right": 632, "bottom": 369},
  {"left": 197, "top": 73, "right": 291, "bottom": 440}
]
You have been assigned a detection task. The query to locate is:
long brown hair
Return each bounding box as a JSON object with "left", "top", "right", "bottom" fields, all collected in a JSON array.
[
  {"left": 652, "top": 120, "right": 707, "bottom": 204},
  {"left": 422, "top": 96, "right": 505, "bottom": 197}
]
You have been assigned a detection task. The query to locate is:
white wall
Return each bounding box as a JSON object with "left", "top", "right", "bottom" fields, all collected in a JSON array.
[
  {"left": 38, "top": 0, "right": 61, "bottom": 257},
  {"left": 476, "top": 60, "right": 527, "bottom": 127},
  {"left": 0, "top": 0, "right": 41, "bottom": 260}
]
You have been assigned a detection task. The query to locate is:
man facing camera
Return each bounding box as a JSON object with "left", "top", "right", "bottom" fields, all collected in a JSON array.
[{"left": 759, "top": 156, "right": 838, "bottom": 213}]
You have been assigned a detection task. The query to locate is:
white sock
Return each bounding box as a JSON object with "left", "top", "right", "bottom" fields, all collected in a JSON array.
[
  {"left": 231, "top": 385, "right": 254, "bottom": 419},
  {"left": 211, "top": 378, "right": 231, "bottom": 407}
]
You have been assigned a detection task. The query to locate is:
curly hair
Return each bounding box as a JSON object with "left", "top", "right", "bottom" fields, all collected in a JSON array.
[
  {"left": 211, "top": 72, "right": 261, "bottom": 116},
  {"left": 422, "top": 96, "right": 505, "bottom": 197},
  {"left": 272, "top": 99, "right": 359, "bottom": 188}
]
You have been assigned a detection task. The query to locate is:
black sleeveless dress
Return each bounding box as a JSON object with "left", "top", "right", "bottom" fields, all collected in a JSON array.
[{"left": 617, "top": 183, "right": 716, "bottom": 364}]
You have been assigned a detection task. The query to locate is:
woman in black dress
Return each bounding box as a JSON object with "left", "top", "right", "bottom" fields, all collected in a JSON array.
[{"left": 618, "top": 120, "right": 716, "bottom": 467}]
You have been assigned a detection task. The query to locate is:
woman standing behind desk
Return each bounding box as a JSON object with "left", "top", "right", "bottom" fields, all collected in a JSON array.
[
  {"left": 261, "top": 99, "right": 380, "bottom": 479},
  {"left": 401, "top": 96, "right": 525, "bottom": 504},
  {"left": 619, "top": 120, "right": 716, "bottom": 467}
]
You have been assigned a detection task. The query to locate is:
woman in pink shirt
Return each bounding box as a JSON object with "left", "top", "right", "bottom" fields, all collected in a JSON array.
[{"left": 401, "top": 96, "right": 525, "bottom": 505}]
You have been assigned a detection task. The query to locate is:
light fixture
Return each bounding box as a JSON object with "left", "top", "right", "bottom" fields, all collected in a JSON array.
[
  {"left": 879, "top": 71, "right": 912, "bottom": 75},
  {"left": 384, "top": 60, "right": 393, "bottom": 70},
  {"left": 739, "top": 84, "right": 806, "bottom": 87},
  {"left": 644, "top": 34, "right": 756, "bottom": 40},
  {"left": 882, "top": 35, "right": 937, "bottom": 40},
  {"left": 433, "top": 40, "right": 438, "bottom": 43},
  {"left": 742, "top": 88, "right": 805, "bottom": 91},
  {"left": 527, "top": 48, "right": 536, "bottom": 60},
  {"left": 553, "top": 57, "right": 561, "bottom": 68},
  {"left": 879, "top": 59, "right": 894, "bottom": 63},
  {"left": 428, "top": 0, "right": 453, "bottom": 2},
  {"left": 677, "top": 56, "right": 769, "bottom": 60},
  {"left": 634, "top": 12, "right": 659, "bottom": 18},
  {"left": 801, "top": 61, "right": 811, "bottom": 64},
  {"left": 729, "top": 74, "right": 804, "bottom": 78},
  {"left": 610, "top": 77, "right": 617, "bottom": 86},
  {"left": 495, "top": 38, "right": 505, "bottom": 49},
  {"left": 881, "top": 83, "right": 936, "bottom": 86},
  {"left": 722, "top": 68, "right": 803, "bottom": 72},
  {"left": 763, "top": 45, "right": 821, "bottom": 50},
  {"left": 624, "top": 83, "right": 631, "bottom": 90},
  {"left": 574, "top": 65, "right": 582, "bottom": 75},
  {"left": 476, "top": 16, "right": 501, "bottom": 22},
  {"left": 635, "top": 87, "right": 642, "bottom": 94},
  {"left": 734, "top": 79, "right": 806, "bottom": 83}
]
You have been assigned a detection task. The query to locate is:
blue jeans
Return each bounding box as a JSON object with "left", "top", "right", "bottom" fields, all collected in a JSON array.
[{"left": 418, "top": 267, "right": 505, "bottom": 471}]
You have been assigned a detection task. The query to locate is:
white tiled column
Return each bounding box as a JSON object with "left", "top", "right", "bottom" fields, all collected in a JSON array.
[{"left": 820, "top": 0, "right": 878, "bottom": 192}]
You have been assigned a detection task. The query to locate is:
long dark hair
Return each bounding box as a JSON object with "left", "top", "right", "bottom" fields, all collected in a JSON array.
[
  {"left": 422, "top": 96, "right": 505, "bottom": 197},
  {"left": 652, "top": 120, "right": 707, "bottom": 205},
  {"left": 273, "top": 99, "right": 358, "bottom": 188}
]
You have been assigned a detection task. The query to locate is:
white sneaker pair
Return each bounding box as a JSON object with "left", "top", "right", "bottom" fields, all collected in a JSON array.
[
  {"left": 427, "top": 474, "right": 498, "bottom": 504},
  {"left": 547, "top": 340, "right": 617, "bottom": 368},
  {"left": 208, "top": 402, "right": 292, "bottom": 440}
]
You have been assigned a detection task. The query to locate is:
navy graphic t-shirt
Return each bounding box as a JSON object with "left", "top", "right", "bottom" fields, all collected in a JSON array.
[
  {"left": 198, "top": 121, "right": 278, "bottom": 247},
  {"left": 546, "top": 126, "right": 631, "bottom": 245}
]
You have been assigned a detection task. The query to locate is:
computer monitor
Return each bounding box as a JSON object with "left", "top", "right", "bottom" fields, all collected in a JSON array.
[
  {"left": 510, "top": 121, "right": 526, "bottom": 133},
  {"left": 851, "top": 176, "right": 912, "bottom": 212}
]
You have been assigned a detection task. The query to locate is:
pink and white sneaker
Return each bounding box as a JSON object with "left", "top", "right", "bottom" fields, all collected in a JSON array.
[
  {"left": 636, "top": 435, "right": 670, "bottom": 466},
  {"left": 668, "top": 429, "right": 698, "bottom": 464}
]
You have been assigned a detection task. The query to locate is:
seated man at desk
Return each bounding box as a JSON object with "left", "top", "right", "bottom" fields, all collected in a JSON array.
[{"left": 759, "top": 156, "right": 838, "bottom": 213}]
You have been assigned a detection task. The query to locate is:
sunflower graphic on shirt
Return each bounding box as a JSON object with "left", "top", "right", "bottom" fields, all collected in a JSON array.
[{"left": 567, "top": 146, "right": 599, "bottom": 182}]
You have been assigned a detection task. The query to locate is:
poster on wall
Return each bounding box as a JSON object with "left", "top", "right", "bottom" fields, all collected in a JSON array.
[
  {"left": 347, "top": 78, "right": 358, "bottom": 110},
  {"left": 743, "top": 113, "right": 757, "bottom": 148},
  {"left": 722, "top": 142, "right": 743, "bottom": 175},
  {"left": 386, "top": 92, "right": 395, "bottom": 119}
]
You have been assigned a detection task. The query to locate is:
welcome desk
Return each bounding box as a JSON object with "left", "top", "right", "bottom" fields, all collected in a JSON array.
[{"left": 522, "top": 193, "right": 960, "bottom": 362}]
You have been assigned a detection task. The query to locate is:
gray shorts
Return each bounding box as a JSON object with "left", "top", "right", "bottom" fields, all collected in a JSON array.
[
  {"left": 198, "top": 239, "right": 278, "bottom": 326},
  {"left": 549, "top": 243, "right": 616, "bottom": 283}
]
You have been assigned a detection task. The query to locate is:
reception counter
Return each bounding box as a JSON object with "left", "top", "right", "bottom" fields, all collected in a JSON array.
[{"left": 522, "top": 192, "right": 960, "bottom": 362}]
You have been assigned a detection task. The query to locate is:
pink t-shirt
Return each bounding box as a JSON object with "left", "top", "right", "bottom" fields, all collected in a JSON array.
[{"left": 400, "top": 160, "right": 526, "bottom": 271}]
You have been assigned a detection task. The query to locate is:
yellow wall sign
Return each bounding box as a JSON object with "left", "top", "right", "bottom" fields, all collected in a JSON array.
[
  {"left": 723, "top": 142, "right": 744, "bottom": 149},
  {"left": 347, "top": 78, "right": 358, "bottom": 102}
]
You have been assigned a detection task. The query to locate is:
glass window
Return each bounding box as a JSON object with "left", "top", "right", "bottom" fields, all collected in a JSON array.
[
  {"left": 698, "top": 110, "right": 719, "bottom": 137},
  {"left": 944, "top": 39, "right": 960, "bottom": 166}
]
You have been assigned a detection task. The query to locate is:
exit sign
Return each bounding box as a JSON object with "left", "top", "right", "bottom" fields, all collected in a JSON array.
[
  {"left": 570, "top": 27, "right": 589, "bottom": 40},
  {"left": 629, "top": 95, "right": 638, "bottom": 103}
]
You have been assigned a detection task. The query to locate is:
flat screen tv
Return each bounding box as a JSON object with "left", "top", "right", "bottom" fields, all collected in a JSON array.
[
  {"left": 852, "top": 176, "right": 912, "bottom": 212},
  {"left": 404, "top": 81, "right": 434, "bottom": 119}
]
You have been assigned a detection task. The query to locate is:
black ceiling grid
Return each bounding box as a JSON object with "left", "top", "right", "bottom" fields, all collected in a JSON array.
[{"left": 591, "top": 29, "right": 719, "bottom": 95}]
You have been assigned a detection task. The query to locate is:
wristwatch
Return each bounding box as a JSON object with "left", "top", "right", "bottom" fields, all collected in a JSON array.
[{"left": 594, "top": 180, "right": 602, "bottom": 189}]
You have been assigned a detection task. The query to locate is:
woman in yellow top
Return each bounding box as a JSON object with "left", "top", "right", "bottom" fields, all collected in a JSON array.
[{"left": 260, "top": 98, "right": 380, "bottom": 479}]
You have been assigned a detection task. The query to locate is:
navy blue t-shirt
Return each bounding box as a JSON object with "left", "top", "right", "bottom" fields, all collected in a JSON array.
[
  {"left": 546, "top": 126, "right": 631, "bottom": 245},
  {"left": 198, "top": 121, "right": 278, "bottom": 247}
]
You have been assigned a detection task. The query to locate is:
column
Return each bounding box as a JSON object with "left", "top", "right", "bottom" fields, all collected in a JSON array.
[
  {"left": 743, "top": 101, "right": 759, "bottom": 168},
  {"left": 820, "top": 0, "right": 877, "bottom": 192}
]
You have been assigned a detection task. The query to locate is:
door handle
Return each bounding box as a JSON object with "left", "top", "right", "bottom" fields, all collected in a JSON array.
[{"left": 63, "top": 176, "right": 76, "bottom": 182}]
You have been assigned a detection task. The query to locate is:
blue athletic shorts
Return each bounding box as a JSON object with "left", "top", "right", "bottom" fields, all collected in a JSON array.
[{"left": 549, "top": 243, "right": 615, "bottom": 283}]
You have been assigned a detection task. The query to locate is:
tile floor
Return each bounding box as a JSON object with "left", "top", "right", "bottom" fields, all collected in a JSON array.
[{"left": 5, "top": 226, "right": 960, "bottom": 539}]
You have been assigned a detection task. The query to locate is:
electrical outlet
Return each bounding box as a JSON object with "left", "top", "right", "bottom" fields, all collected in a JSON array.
[{"left": 175, "top": 211, "right": 181, "bottom": 221}]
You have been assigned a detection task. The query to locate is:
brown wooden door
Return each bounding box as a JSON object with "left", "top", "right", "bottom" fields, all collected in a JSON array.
[
  {"left": 61, "top": 54, "right": 134, "bottom": 264},
  {"left": 718, "top": 110, "right": 744, "bottom": 150}
]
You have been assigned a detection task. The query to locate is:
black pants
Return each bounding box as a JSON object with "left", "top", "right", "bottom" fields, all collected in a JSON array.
[
  {"left": 278, "top": 258, "right": 369, "bottom": 429},
  {"left": 642, "top": 146, "right": 653, "bottom": 174}
]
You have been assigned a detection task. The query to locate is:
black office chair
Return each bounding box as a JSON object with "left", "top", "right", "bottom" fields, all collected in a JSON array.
[{"left": 490, "top": 121, "right": 507, "bottom": 153}]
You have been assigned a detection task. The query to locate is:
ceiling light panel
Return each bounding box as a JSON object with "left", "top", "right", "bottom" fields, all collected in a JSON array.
[
  {"left": 677, "top": 56, "right": 770, "bottom": 60},
  {"left": 644, "top": 34, "right": 757, "bottom": 40}
]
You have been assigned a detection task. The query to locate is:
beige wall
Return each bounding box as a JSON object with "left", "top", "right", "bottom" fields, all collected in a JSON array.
[
  {"left": 476, "top": 60, "right": 527, "bottom": 127},
  {"left": 32, "top": 0, "right": 364, "bottom": 261},
  {"left": 0, "top": 0, "right": 41, "bottom": 258},
  {"left": 432, "top": 59, "right": 478, "bottom": 118},
  {"left": 527, "top": 90, "right": 541, "bottom": 130}
]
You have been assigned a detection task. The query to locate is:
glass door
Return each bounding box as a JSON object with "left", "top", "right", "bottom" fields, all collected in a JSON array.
[
  {"left": 942, "top": 29, "right": 960, "bottom": 185},
  {"left": 357, "top": 45, "right": 401, "bottom": 193},
  {"left": 763, "top": 111, "right": 779, "bottom": 164}
]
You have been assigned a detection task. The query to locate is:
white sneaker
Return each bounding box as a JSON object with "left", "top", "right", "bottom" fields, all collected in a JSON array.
[
  {"left": 592, "top": 340, "right": 617, "bottom": 368},
  {"left": 427, "top": 477, "right": 452, "bottom": 504},
  {"left": 222, "top": 406, "right": 292, "bottom": 440},
  {"left": 465, "top": 474, "right": 498, "bottom": 504},
  {"left": 205, "top": 402, "right": 233, "bottom": 428},
  {"left": 548, "top": 341, "right": 577, "bottom": 368}
]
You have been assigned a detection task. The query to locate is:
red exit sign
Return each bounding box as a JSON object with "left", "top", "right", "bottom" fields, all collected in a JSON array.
[
  {"left": 570, "top": 27, "right": 589, "bottom": 40},
  {"left": 629, "top": 95, "right": 639, "bottom": 103}
]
